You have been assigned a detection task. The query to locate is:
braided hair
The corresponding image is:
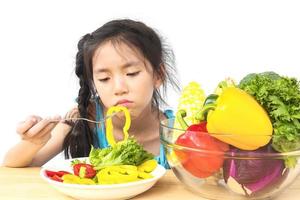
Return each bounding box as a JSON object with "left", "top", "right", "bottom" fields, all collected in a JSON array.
[{"left": 63, "top": 19, "right": 179, "bottom": 159}]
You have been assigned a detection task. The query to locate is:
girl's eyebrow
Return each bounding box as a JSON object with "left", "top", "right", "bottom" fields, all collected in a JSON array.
[{"left": 94, "top": 61, "right": 141, "bottom": 74}]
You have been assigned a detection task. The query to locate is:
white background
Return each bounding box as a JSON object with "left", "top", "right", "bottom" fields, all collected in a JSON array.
[{"left": 0, "top": 0, "right": 299, "bottom": 163}]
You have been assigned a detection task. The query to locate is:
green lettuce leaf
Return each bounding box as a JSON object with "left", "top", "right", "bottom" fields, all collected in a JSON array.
[
  {"left": 89, "top": 138, "right": 154, "bottom": 169},
  {"left": 239, "top": 72, "right": 300, "bottom": 167}
]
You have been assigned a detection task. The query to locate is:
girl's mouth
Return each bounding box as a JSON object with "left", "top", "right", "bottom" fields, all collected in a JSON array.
[{"left": 115, "top": 99, "right": 133, "bottom": 107}]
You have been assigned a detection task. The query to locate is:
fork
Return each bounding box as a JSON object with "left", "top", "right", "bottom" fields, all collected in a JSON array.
[{"left": 50, "top": 112, "right": 119, "bottom": 124}]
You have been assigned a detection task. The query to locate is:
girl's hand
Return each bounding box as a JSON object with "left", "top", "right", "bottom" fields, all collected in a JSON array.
[{"left": 17, "top": 115, "right": 62, "bottom": 146}]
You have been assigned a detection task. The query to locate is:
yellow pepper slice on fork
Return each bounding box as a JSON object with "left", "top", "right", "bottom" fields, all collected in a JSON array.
[{"left": 105, "top": 105, "right": 131, "bottom": 147}]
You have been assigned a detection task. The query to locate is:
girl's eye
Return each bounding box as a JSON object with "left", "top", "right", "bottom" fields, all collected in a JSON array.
[
  {"left": 98, "top": 78, "right": 110, "bottom": 82},
  {"left": 127, "top": 71, "right": 140, "bottom": 76}
]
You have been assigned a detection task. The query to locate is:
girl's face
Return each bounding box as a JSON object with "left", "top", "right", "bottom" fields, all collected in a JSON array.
[{"left": 92, "top": 41, "right": 161, "bottom": 119}]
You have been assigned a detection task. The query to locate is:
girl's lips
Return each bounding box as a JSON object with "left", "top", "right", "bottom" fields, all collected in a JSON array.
[
  {"left": 118, "top": 102, "right": 132, "bottom": 107},
  {"left": 115, "top": 100, "right": 133, "bottom": 107}
]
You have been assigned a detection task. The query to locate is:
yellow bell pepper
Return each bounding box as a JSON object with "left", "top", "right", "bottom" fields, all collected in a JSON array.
[
  {"left": 196, "top": 87, "right": 273, "bottom": 150},
  {"left": 105, "top": 105, "right": 131, "bottom": 147}
]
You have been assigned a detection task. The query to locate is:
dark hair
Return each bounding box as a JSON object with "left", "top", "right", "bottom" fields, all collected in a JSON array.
[{"left": 63, "top": 19, "right": 179, "bottom": 159}]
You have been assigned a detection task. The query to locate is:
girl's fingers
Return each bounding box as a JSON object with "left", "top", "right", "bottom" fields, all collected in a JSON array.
[
  {"left": 23, "top": 116, "right": 60, "bottom": 138},
  {"left": 35, "top": 122, "right": 58, "bottom": 138},
  {"left": 16, "top": 115, "right": 42, "bottom": 134},
  {"left": 21, "top": 122, "right": 57, "bottom": 145},
  {"left": 18, "top": 115, "right": 62, "bottom": 141}
]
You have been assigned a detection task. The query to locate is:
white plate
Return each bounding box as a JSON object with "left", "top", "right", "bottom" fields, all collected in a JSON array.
[{"left": 40, "top": 157, "right": 166, "bottom": 200}]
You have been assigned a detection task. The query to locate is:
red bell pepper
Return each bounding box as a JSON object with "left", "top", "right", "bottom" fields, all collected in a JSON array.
[
  {"left": 73, "top": 163, "right": 96, "bottom": 178},
  {"left": 50, "top": 174, "right": 63, "bottom": 182},
  {"left": 45, "top": 170, "right": 71, "bottom": 182},
  {"left": 175, "top": 110, "right": 229, "bottom": 178}
]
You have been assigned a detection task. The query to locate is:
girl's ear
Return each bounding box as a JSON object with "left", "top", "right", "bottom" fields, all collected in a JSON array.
[
  {"left": 154, "top": 64, "right": 165, "bottom": 89},
  {"left": 154, "top": 77, "right": 162, "bottom": 89}
]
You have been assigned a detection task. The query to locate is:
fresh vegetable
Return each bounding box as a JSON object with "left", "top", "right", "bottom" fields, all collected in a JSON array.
[
  {"left": 89, "top": 139, "right": 154, "bottom": 169},
  {"left": 62, "top": 174, "right": 96, "bottom": 185},
  {"left": 175, "top": 110, "right": 229, "bottom": 178},
  {"left": 97, "top": 165, "right": 139, "bottom": 184},
  {"left": 196, "top": 87, "right": 273, "bottom": 150},
  {"left": 90, "top": 105, "right": 154, "bottom": 169},
  {"left": 174, "top": 81, "right": 206, "bottom": 127},
  {"left": 105, "top": 105, "right": 131, "bottom": 147},
  {"left": 59, "top": 160, "right": 156, "bottom": 185},
  {"left": 45, "top": 170, "right": 71, "bottom": 178},
  {"left": 170, "top": 82, "right": 206, "bottom": 164},
  {"left": 72, "top": 163, "right": 96, "bottom": 178},
  {"left": 239, "top": 71, "right": 300, "bottom": 167},
  {"left": 96, "top": 164, "right": 153, "bottom": 184},
  {"left": 45, "top": 170, "right": 71, "bottom": 182},
  {"left": 86, "top": 105, "right": 154, "bottom": 183},
  {"left": 45, "top": 106, "right": 158, "bottom": 185},
  {"left": 138, "top": 159, "right": 158, "bottom": 173},
  {"left": 45, "top": 160, "right": 156, "bottom": 185},
  {"left": 223, "top": 145, "right": 288, "bottom": 196}
]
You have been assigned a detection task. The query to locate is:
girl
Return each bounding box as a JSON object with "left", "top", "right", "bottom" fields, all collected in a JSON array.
[{"left": 3, "top": 19, "right": 179, "bottom": 168}]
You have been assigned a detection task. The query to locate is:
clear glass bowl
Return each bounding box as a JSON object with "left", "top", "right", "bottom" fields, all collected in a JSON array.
[{"left": 160, "top": 118, "right": 300, "bottom": 200}]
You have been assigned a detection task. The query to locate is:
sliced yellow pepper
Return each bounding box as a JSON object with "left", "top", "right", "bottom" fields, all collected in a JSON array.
[
  {"left": 196, "top": 87, "right": 273, "bottom": 150},
  {"left": 62, "top": 174, "right": 95, "bottom": 185},
  {"left": 105, "top": 105, "right": 131, "bottom": 147},
  {"left": 138, "top": 171, "right": 153, "bottom": 179},
  {"left": 97, "top": 165, "right": 139, "bottom": 184},
  {"left": 137, "top": 159, "right": 157, "bottom": 173},
  {"left": 96, "top": 164, "right": 154, "bottom": 184}
]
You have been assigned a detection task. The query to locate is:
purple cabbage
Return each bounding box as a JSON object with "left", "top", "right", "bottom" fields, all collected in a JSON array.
[{"left": 223, "top": 145, "right": 288, "bottom": 196}]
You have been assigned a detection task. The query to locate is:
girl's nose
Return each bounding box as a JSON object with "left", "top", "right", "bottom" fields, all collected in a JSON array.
[{"left": 113, "top": 76, "right": 128, "bottom": 95}]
